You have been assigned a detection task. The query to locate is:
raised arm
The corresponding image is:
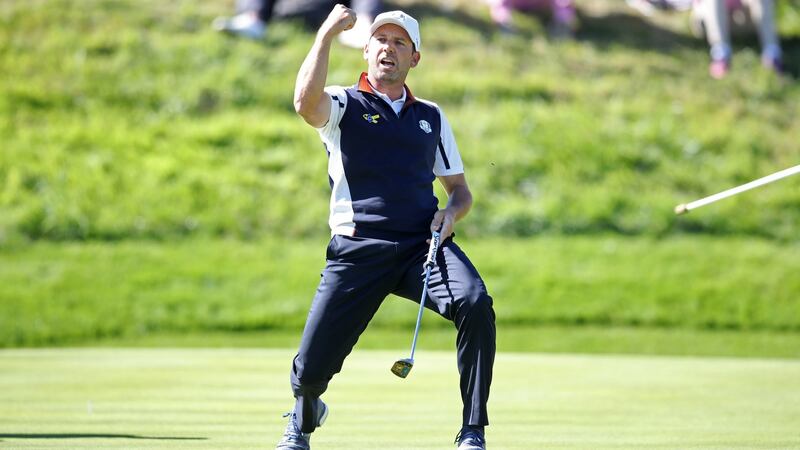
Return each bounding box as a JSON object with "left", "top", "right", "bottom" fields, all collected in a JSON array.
[{"left": 293, "top": 4, "right": 357, "bottom": 127}]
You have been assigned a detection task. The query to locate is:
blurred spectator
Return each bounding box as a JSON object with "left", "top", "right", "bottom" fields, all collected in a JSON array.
[
  {"left": 212, "top": 0, "right": 382, "bottom": 48},
  {"left": 486, "top": 0, "right": 577, "bottom": 39},
  {"left": 212, "top": 0, "right": 271, "bottom": 39},
  {"left": 693, "top": 0, "right": 782, "bottom": 78},
  {"left": 626, "top": 0, "right": 693, "bottom": 16},
  {"left": 627, "top": 0, "right": 783, "bottom": 79}
]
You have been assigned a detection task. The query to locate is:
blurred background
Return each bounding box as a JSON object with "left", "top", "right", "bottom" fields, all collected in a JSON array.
[{"left": 1, "top": 0, "right": 798, "bottom": 357}]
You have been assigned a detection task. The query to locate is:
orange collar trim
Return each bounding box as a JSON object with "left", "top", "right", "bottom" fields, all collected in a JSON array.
[{"left": 357, "top": 72, "right": 417, "bottom": 108}]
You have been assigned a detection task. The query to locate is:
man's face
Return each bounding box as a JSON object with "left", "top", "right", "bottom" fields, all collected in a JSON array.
[{"left": 364, "top": 24, "right": 420, "bottom": 84}]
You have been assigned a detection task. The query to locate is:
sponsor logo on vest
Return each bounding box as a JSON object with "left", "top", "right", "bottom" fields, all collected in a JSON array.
[
  {"left": 363, "top": 113, "right": 380, "bottom": 124},
  {"left": 419, "top": 119, "right": 432, "bottom": 134}
]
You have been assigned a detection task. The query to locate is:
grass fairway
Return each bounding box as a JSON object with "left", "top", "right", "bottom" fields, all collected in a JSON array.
[{"left": 1, "top": 349, "right": 799, "bottom": 449}]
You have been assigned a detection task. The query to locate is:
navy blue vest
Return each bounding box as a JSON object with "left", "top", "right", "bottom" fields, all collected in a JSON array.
[{"left": 335, "top": 81, "right": 443, "bottom": 236}]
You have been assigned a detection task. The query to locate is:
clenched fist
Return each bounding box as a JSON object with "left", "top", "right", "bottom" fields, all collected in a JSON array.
[{"left": 319, "top": 4, "right": 358, "bottom": 38}]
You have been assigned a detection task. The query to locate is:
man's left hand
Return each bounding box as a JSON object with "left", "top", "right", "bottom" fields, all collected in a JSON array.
[{"left": 430, "top": 208, "right": 456, "bottom": 241}]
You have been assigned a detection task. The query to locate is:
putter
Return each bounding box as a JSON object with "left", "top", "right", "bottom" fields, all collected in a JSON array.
[
  {"left": 391, "top": 229, "right": 442, "bottom": 378},
  {"left": 675, "top": 164, "right": 800, "bottom": 215}
]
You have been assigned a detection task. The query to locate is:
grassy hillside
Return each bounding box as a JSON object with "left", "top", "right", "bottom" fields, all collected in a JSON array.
[{"left": 2, "top": 0, "right": 800, "bottom": 243}]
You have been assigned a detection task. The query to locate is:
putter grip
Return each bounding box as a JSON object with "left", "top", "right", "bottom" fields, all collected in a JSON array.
[{"left": 425, "top": 231, "right": 441, "bottom": 269}]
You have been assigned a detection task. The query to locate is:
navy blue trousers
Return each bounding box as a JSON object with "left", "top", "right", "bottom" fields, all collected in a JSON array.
[{"left": 289, "top": 233, "right": 496, "bottom": 433}]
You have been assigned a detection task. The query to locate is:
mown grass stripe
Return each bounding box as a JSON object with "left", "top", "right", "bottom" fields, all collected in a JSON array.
[{"left": 1, "top": 349, "right": 798, "bottom": 449}]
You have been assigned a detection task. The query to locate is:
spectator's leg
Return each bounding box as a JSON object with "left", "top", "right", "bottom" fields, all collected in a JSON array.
[
  {"left": 698, "top": 0, "right": 733, "bottom": 77},
  {"left": 236, "top": 0, "right": 259, "bottom": 14},
  {"left": 352, "top": 0, "right": 382, "bottom": 19},
  {"left": 552, "top": 0, "right": 576, "bottom": 27},
  {"left": 213, "top": 0, "right": 269, "bottom": 39},
  {"left": 743, "top": 0, "right": 782, "bottom": 69},
  {"left": 487, "top": 0, "right": 515, "bottom": 31},
  {"left": 550, "top": 0, "right": 576, "bottom": 38},
  {"left": 338, "top": 0, "right": 383, "bottom": 48},
  {"left": 255, "top": 0, "right": 275, "bottom": 24},
  {"left": 702, "top": 0, "right": 733, "bottom": 60}
]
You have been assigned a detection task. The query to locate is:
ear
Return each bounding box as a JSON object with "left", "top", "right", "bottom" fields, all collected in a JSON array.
[
  {"left": 363, "top": 44, "right": 369, "bottom": 60},
  {"left": 410, "top": 51, "right": 421, "bottom": 68}
]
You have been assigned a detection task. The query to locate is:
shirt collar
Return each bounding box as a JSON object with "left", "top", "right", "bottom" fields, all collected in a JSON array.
[
  {"left": 357, "top": 72, "right": 417, "bottom": 109},
  {"left": 375, "top": 85, "right": 406, "bottom": 109}
]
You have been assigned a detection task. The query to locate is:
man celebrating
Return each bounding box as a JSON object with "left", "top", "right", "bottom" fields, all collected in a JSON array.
[{"left": 277, "top": 4, "right": 496, "bottom": 449}]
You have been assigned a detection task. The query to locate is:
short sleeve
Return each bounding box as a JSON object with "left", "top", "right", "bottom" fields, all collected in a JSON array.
[
  {"left": 433, "top": 107, "right": 464, "bottom": 177},
  {"left": 316, "top": 86, "right": 348, "bottom": 140}
]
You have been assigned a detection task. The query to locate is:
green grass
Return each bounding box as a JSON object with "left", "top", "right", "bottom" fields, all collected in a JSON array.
[
  {"left": 91, "top": 326, "right": 800, "bottom": 359},
  {"left": 2, "top": 236, "right": 799, "bottom": 353},
  {"left": 1, "top": 348, "right": 799, "bottom": 449},
  {"left": 1, "top": 0, "right": 800, "bottom": 243}
]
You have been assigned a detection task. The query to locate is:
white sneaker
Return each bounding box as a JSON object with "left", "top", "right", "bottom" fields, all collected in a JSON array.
[
  {"left": 455, "top": 427, "right": 486, "bottom": 450},
  {"left": 275, "top": 399, "right": 328, "bottom": 450},
  {"left": 212, "top": 12, "right": 266, "bottom": 40},
  {"left": 275, "top": 413, "right": 310, "bottom": 450}
]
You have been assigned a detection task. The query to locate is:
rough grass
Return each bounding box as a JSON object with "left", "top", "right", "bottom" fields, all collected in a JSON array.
[
  {"left": 2, "top": 236, "right": 799, "bottom": 349},
  {"left": 1, "top": 0, "right": 800, "bottom": 242}
]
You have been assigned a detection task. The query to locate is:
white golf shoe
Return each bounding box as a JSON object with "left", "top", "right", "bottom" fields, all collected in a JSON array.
[
  {"left": 455, "top": 427, "right": 486, "bottom": 450},
  {"left": 275, "top": 399, "right": 328, "bottom": 450},
  {"left": 275, "top": 413, "right": 309, "bottom": 450}
]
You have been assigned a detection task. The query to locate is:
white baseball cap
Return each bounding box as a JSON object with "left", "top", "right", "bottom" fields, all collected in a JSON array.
[{"left": 369, "top": 10, "right": 421, "bottom": 51}]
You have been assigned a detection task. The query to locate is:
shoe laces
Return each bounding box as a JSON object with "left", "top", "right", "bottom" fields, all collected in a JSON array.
[
  {"left": 454, "top": 427, "right": 486, "bottom": 446},
  {"left": 279, "top": 412, "right": 308, "bottom": 444}
]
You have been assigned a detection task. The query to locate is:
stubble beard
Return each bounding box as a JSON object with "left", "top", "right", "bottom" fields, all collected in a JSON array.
[
  {"left": 371, "top": 65, "right": 404, "bottom": 85},
  {"left": 369, "top": 51, "right": 404, "bottom": 80}
]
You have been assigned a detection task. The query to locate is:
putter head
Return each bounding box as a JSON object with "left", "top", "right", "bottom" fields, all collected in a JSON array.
[{"left": 391, "top": 358, "right": 414, "bottom": 378}]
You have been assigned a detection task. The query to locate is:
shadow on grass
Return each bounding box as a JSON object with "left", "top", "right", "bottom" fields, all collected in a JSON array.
[{"left": 0, "top": 433, "right": 206, "bottom": 440}]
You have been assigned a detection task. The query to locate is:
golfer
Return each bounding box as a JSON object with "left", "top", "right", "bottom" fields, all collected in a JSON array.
[{"left": 277, "top": 5, "right": 496, "bottom": 449}]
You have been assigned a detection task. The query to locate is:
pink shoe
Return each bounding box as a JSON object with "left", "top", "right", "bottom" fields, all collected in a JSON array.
[{"left": 709, "top": 58, "right": 730, "bottom": 79}]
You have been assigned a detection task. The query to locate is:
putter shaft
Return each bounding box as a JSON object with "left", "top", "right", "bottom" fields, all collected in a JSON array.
[
  {"left": 392, "top": 230, "right": 441, "bottom": 378},
  {"left": 675, "top": 164, "right": 800, "bottom": 214},
  {"left": 408, "top": 265, "right": 432, "bottom": 362}
]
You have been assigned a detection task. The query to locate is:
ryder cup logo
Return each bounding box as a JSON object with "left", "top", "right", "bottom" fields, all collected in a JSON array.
[{"left": 419, "top": 120, "right": 432, "bottom": 134}]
